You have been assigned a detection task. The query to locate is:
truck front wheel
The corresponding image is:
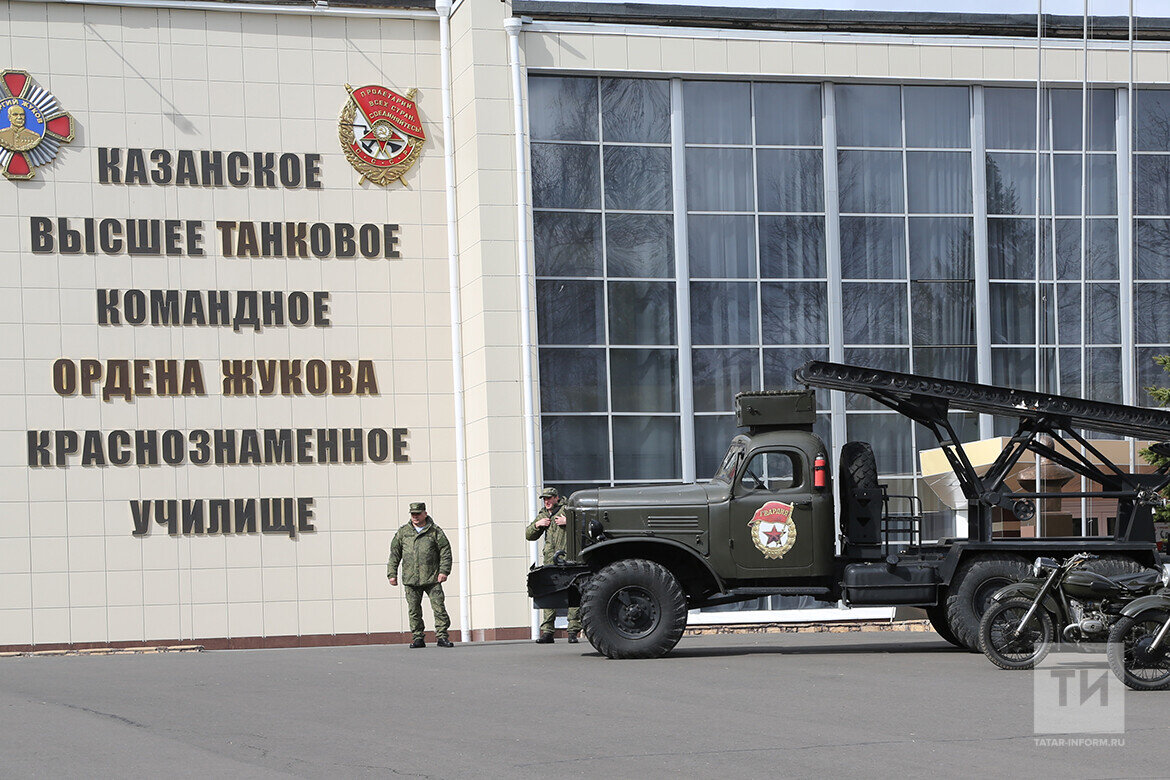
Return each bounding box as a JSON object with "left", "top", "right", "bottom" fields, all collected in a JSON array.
[
  {"left": 581, "top": 559, "right": 688, "bottom": 659},
  {"left": 945, "top": 555, "right": 1029, "bottom": 651}
]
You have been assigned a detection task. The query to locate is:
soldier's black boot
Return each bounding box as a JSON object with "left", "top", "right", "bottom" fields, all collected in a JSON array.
[
  {"left": 409, "top": 638, "right": 425, "bottom": 648},
  {"left": 567, "top": 632, "right": 579, "bottom": 644},
  {"left": 437, "top": 637, "right": 454, "bottom": 648},
  {"left": 535, "top": 632, "right": 554, "bottom": 644}
]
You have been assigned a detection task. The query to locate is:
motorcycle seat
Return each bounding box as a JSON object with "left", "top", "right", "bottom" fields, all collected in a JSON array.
[{"left": 1112, "top": 569, "right": 1161, "bottom": 591}]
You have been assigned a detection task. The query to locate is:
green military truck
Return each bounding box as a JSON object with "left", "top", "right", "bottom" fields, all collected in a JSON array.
[{"left": 527, "top": 361, "right": 1170, "bottom": 659}]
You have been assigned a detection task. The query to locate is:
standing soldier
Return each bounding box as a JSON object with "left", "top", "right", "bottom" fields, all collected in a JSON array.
[
  {"left": 525, "top": 487, "right": 581, "bottom": 644},
  {"left": 387, "top": 501, "right": 454, "bottom": 648}
]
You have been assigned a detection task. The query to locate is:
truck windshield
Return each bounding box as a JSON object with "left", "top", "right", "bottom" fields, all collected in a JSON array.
[{"left": 712, "top": 443, "right": 744, "bottom": 483}]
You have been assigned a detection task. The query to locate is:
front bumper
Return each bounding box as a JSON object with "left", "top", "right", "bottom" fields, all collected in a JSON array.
[{"left": 527, "top": 564, "right": 591, "bottom": 609}]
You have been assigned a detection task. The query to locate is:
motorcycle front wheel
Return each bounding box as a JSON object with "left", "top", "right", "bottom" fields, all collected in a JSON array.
[
  {"left": 978, "top": 596, "right": 1055, "bottom": 670},
  {"left": 1106, "top": 610, "right": 1170, "bottom": 691}
]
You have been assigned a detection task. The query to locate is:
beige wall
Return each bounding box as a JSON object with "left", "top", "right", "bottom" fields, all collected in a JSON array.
[{"left": 0, "top": 0, "right": 468, "bottom": 647}]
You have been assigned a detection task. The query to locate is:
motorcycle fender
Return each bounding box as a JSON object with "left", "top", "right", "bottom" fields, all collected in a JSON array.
[
  {"left": 990, "top": 582, "right": 1059, "bottom": 616},
  {"left": 1119, "top": 593, "right": 1170, "bottom": 619}
]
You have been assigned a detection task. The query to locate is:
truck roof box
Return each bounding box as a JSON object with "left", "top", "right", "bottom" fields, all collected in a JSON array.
[{"left": 735, "top": 390, "right": 816, "bottom": 430}]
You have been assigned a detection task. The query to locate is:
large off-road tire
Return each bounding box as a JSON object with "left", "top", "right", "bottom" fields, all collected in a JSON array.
[
  {"left": 1083, "top": 555, "right": 1146, "bottom": 577},
  {"left": 926, "top": 605, "right": 964, "bottom": 648},
  {"left": 978, "top": 596, "right": 1055, "bottom": 670},
  {"left": 580, "top": 559, "right": 688, "bottom": 659},
  {"left": 1106, "top": 610, "right": 1170, "bottom": 691},
  {"left": 945, "top": 554, "right": 1030, "bottom": 651},
  {"left": 840, "top": 441, "right": 878, "bottom": 492}
]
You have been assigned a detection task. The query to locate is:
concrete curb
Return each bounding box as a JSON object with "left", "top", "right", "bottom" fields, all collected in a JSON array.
[{"left": 0, "top": 645, "right": 205, "bottom": 658}]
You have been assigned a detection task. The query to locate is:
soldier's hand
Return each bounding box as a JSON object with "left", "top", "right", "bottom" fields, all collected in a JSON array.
[
  {"left": 554, "top": 515, "right": 567, "bottom": 526},
  {"left": 536, "top": 518, "right": 551, "bottom": 528},
  {"left": 388, "top": 577, "right": 398, "bottom": 586},
  {"left": 437, "top": 573, "right": 448, "bottom": 583}
]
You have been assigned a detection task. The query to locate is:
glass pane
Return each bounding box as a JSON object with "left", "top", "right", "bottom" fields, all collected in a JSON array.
[
  {"left": 913, "top": 347, "right": 977, "bottom": 383},
  {"left": 760, "top": 282, "right": 828, "bottom": 344},
  {"left": 604, "top": 146, "right": 672, "bottom": 211},
  {"left": 844, "top": 347, "right": 909, "bottom": 410},
  {"left": 534, "top": 212, "right": 602, "bottom": 277},
  {"left": 1136, "top": 284, "right": 1170, "bottom": 343},
  {"left": 695, "top": 415, "right": 740, "bottom": 480},
  {"left": 689, "top": 215, "right": 756, "bottom": 278},
  {"left": 838, "top": 150, "right": 904, "bottom": 213},
  {"left": 529, "top": 76, "right": 598, "bottom": 142},
  {"left": 1086, "top": 347, "right": 1122, "bottom": 403},
  {"left": 608, "top": 281, "right": 676, "bottom": 345},
  {"left": 985, "top": 87, "right": 1037, "bottom": 150},
  {"left": 836, "top": 84, "right": 901, "bottom": 148},
  {"left": 986, "top": 152, "right": 1049, "bottom": 216},
  {"left": 990, "top": 283, "right": 1036, "bottom": 344},
  {"left": 1137, "top": 348, "right": 1170, "bottom": 396},
  {"left": 606, "top": 214, "right": 673, "bottom": 278},
  {"left": 692, "top": 348, "right": 760, "bottom": 412},
  {"left": 991, "top": 347, "right": 1036, "bottom": 390},
  {"left": 988, "top": 218, "right": 1035, "bottom": 279},
  {"left": 1056, "top": 283, "right": 1081, "bottom": 345},
  {"left": 690, "top": 282, "right": 759, "bottom": 345},
  {"left": 904, "top": 86, "right": 970, "bottom": 148},
  {"left": 1052, "top": 155, "right": 1118, "bottom": 216},
  {"left": 846, "top": 414, "right": 914, "bottom": 474},
  {"left": 542, "top": 416, "right": 608, "bottom": 481},
  {"left": 532, "top": 143, "right": 600, "bottom": 209},
  {"left": 757, "top": 149, "right": 824, "bottom": 212},
  {"left": 1086, "top": 219, "right": 1119, "bottom": 280},
  {"left": 759, "top": 216, "right": 825, "bottom": 278},
  {"left": 686, "top": 148, "right": 754, "bottom": 212},
  {"left": 908, "top": 217, "right": 973, "bottom": 279},
  {"left": 754, "top": 83, "right": 821, "bottom": 146},
  {"left": 762, "top": 347, "right": 830, "bottom": 388},
  {"left": 601, "top": 78, "right": 670, "bottom": 144},
  {"left": 1134, "top": 155, "right": 1170, "bottom": 215},
  {"left": 684, "top": 81, "right": 750, "bottom": 144},
  {"left": 536, "top": 280, "right": 604, "bottom": 344},
  {"left": 612, "top": 417, "right": 681, "bottom": 480},
  {"left": 1057, "top": 347, "right": 1081, "bottom": 397},
  {"left": 1039, "top": 283, "right": 1056, "bottom": 345},
  {"left": 1135, "top": 219, "right": 1170, "bottom": 279},
  {"left": 841, "top": 282, "right": 908, "bottom": 345},
  {"left": 911, "top": 282, "right": 975, "bottom": 346},
  {"left": 1086, "top": 284, "right": 1120, "bottom": 344},
  {"left": 1051, "top": 88, "right": 1116, "bottom": 152},
  {"left": 1135, "top": 90, "right": 1170, "bottom": 152},
  {"left": 840, "top": 216, "right": 906, "bottom": 279},
  {"left": 539, "top": 348, "right": 607, "bottom": 412},
  {"left": 741, "top": 451, "right": 801, "bottom": 491},
  {"left": 906, "top": 151, "right": 972, "bottom": 214},
  {"left": 609, "top": 349, "right": 678, "bottom": 412}
]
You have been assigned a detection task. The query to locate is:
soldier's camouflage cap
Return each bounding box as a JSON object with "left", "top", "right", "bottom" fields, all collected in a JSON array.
[
  {"left": 539, "top": 487, "right": 559, "bottom": 499},
  {"left": 409, "top": 501, "right": 426, "bottom": 513}
]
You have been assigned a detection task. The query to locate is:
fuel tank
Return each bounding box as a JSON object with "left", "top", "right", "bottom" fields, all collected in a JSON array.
[{"left": 1062, "top": 570, "right": 1130, "bottom": 600}]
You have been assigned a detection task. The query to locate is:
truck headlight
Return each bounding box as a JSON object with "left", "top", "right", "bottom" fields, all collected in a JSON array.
[{"left": 589, "top": 518, "right": 606, "bottom": 541}]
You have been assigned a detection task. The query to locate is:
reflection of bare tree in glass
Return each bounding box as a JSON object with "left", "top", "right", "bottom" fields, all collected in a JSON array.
[
  {"left": 760, "top": 216, "right": 824, "bottom": 278},
  {"left": 1135, "top": 95, "right": 1170, "bottom": 277},
  {"left": 985, "top": 155, "right": 1021, "bottom": 216}
]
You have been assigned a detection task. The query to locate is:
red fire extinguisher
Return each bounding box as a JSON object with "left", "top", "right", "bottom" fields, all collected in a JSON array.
[{"left": 813, "top": 453, "right": 827, "bottom": 490}]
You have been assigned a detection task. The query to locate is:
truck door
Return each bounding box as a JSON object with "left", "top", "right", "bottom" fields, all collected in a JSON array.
[{"left": 729, "top": 449, "right": 817, "bottom": 576}]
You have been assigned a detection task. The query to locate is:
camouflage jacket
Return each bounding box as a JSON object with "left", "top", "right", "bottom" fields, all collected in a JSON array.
[
  {"left": 387, "top": 519, "right": 452, "bottom": 586},
  {"left": 525, "top": 502, "right": 569, "bottom": 564}
]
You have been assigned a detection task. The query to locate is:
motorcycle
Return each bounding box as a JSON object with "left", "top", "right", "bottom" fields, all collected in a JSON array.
[
  {"left": 1105, "top": 564, "right": 1170, "bottom": 691},
  {"left": 978, "top": 552, "right": 1164, "bottom": 670}
]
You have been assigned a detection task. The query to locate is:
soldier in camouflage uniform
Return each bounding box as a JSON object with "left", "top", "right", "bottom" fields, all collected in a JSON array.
[
  {"left": 387, "top": 502, "right": 454, "bottom": 648},
  {"left": 525, "top": 487, "right": 581, "bottom": 644}
]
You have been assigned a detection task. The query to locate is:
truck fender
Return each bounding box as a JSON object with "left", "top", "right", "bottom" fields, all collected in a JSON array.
[
  {"left": 989, "top": 581, "right": 1059, "bottom": 616},
  {"left": 1119, "top": 592, "right": 1170, "bottom": 618},
  {"left": 581, "top": 537, "right": 726, "bottom": 595}
]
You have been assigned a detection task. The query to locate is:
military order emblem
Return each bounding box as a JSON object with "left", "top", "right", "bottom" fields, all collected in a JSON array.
[
  {"left": 749, "top": 501, "right": 797, "bottom": 559},
  {"left": 339, "top": 84, "right": 425, "bottom": 186},
  {"left": 0, "top": 70, "right": 74, "bottom": 181}
]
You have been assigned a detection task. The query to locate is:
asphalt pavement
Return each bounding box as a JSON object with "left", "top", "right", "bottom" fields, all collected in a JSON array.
[{"left": 1, "top": 630, "right": 1164, "bottom": 778}]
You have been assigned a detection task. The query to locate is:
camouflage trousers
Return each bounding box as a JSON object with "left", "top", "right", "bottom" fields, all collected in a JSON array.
[
  {"left": 540, "top": 607, "right": 581, "bottom": 635},
  {"left": 404, "top": 583, "right": 450, "bottom": 641}
]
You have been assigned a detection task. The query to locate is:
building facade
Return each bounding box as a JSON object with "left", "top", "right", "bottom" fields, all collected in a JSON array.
[{"left": 3, "top": 0, "right": 1170, "bottom": 649}]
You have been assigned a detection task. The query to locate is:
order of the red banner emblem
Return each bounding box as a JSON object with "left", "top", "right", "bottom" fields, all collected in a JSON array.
[
  {"left": 748, "top": 501, "right": 798, "bottom": 559},
  {"left": 339, "top": 83, "right": 425, "bottom": 187},
  {"left": 0, "top": 69, "right": 75, "bottom": 181}
]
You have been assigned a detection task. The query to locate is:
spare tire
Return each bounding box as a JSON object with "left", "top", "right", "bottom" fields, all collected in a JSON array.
[{"left": 840, "top": 441, "right": 878, "bottom": 493}]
